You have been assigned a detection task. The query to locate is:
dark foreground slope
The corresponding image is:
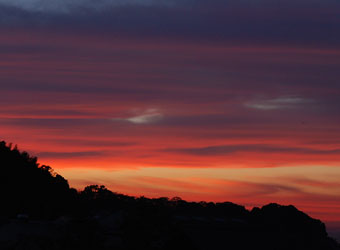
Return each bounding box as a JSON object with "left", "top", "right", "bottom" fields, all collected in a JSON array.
[{"left": 0, "top": 141, "right": 339, "bottom": 250}]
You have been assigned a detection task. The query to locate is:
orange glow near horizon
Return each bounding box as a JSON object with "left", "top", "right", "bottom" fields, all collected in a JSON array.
[{"left": 1, "top": 30, "right": 340, "bottom": 238}]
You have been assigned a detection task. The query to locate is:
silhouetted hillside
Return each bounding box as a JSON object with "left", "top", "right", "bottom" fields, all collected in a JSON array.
[{"left": 0, "top": 141, "right": 339, "bottom": 250}]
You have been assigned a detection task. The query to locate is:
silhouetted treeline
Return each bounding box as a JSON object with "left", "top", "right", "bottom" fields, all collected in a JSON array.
[
  {"left": 0, "top": 141, "right": 339, "bottom": 250},
  {"left": 0, "top": 141, "right": 78, "bottom": 218}
]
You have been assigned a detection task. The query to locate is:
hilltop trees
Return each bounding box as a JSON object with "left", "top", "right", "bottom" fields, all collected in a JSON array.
[
  {"left": 0, "top": 141, "right": 76, "bottom": 218},
  {"left": 0, "top": 140, "right": 339, "bottom": 250}
]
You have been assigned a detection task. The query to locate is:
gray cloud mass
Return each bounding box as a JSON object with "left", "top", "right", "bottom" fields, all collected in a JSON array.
[{"left": 0, "top": 0, "right": 339, "bottom": 47}]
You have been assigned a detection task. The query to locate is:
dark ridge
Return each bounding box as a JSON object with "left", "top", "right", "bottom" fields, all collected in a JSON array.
[{"left": 0, "top": 140, "right": 339, "bottom": 250}]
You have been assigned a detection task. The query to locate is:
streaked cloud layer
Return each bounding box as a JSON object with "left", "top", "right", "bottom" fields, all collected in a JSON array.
[
  {"left": 0, "top": 0, "right": 339, "bottom": 232},
  {"left": 0, "top": 0, "right": 167, "bottom": 12},
  {"left": 0, "top": 0, "right": 339, "bottom": 47}
]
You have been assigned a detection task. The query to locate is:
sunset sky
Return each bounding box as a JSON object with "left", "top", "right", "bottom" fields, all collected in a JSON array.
[{"left": 0, "top": 0, "right": 339, "bottom": 237}]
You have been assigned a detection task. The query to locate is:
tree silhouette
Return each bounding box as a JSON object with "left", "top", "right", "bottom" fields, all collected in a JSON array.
[
  {"left": 0, "top": 140, "right": 339, "bottom": 250},
  {"left": 0, "top": 141, "right": 75, "bottom": 218}
]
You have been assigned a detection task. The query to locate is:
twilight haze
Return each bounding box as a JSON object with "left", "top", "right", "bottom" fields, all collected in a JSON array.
[{"left": 0, "top": 0, "right": 340, "bottom": 238}]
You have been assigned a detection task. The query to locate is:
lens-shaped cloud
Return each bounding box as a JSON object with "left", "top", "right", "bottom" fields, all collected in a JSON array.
[
  {"left": 245, "top": 97, "right": 311, "bottom": 110},
  {"left": 111, "top": 108, "right": 163, "bottom": 124}
]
